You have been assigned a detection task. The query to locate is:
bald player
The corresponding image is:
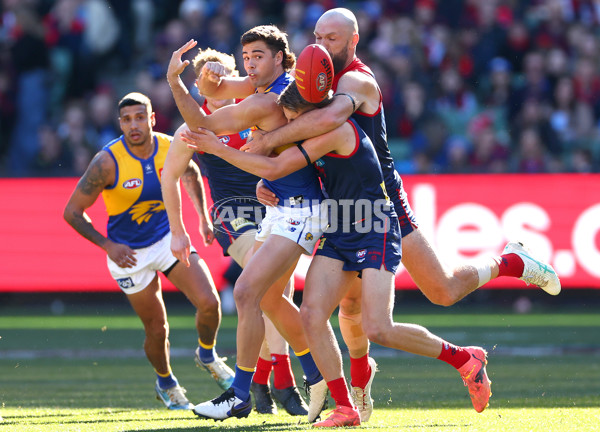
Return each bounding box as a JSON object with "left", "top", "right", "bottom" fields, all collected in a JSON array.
[{"left": 241, "top": 7, "right": 560, "bottom": 422}]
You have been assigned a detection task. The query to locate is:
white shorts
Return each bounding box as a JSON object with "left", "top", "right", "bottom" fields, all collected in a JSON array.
[
  {"left": 255, "top": 204, "right": 326, "bottom": 254},
  {"left": 107, "top": 231, "right": 196, "bottom": 295}
]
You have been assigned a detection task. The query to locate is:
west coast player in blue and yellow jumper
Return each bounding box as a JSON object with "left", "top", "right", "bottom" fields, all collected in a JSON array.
[
  {"left": 64, "top": 92, "right": 234, "bottom": 411},
  {"left": 162, "top": 47, "right": 309, "bottom": 417},
  {"left": 167, "top": 26, "right": 327, "bottom": 422}
]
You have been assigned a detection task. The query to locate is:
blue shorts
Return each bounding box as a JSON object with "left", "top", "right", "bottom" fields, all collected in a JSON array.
[
  {"left": 211, "top": 202, "right": 265, "bottom": 255},
  {"left": 315, "top": 214, "right": 402, "bottom": 274}
]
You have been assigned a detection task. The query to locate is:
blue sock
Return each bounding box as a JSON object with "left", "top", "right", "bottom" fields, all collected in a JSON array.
[
  {"left": 231, "top": 365, "right": 254, "bottom": 402},
  {"left": 296, "top": 350, "right": 322, "bottom": 385},
  {"left": 156, "top": 371, "right": 177, "bottom": 389},
  {"left": 198, "top": 345, "right": 216, "bottom": 364}
]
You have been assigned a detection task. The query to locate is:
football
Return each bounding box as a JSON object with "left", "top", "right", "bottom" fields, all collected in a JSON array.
[{"left": 294, "top": 44, "right": 334, "bottom": 103}]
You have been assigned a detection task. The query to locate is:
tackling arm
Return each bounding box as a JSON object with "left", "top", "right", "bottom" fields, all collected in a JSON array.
[
  {"left": 181, "top": 126, "right": 341, "bottom": 180},
  {"left": 242, "top": 71, "right": 374, "bottom": 153}
]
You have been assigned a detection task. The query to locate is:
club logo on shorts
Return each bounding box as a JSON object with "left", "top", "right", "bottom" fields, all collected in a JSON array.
[
  {"left": 356, "top": 249, "right": 367, "bottom": 263},
  {"left": 316, "top": 72, "right": 327, "bottom": 91},
  {"left": 317, "top": 238, "right": 326, "bottom": 249},
  {"left": 305, "top": 232, "right": 313, "bottom": 241},
  {"left": 122, "top": 178, "right": 142, "bottom": 189},
  {"left": 116, "top": 277, "right": 134, "bottom": 289}
]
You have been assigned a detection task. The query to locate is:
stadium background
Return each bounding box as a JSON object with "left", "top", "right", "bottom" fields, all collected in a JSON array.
[{"left": 1, "top": 0, "right": 599, "bottom": 307}]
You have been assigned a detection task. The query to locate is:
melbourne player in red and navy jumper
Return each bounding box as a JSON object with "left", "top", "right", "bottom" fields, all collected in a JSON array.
[
  {"left": 332, "top": 58, "right": 418, "bottom": 238},
  {"left": 194, "top": 101, "right": 264, "bottom": 255},
  {"left": 314, "top": 118, "right": 401, "bottom": 273}
]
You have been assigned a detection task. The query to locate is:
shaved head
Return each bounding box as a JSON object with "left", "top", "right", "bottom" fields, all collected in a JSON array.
[
  {"left": 317, "top": 8, "right": 358, "bottom": 36},
  {"left": 315, "top": 8, "right": 360, "bottom": 73}
]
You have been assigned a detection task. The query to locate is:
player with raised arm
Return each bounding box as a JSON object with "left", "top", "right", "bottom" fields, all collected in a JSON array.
[
  {"left": 63, "top": 92, "right": 233, "bottom": 411},
  {"left": 181, "top": 80, "right": 495, "bottom": 427},
  {"left": 237, "top": 8, "right": 561, "bottom": 421},
  {"left": 166, "top": 26, "right": 328, "bottom": 422},
  {"left": 161, "top": 47, "right": 308, "bottom": 417}
]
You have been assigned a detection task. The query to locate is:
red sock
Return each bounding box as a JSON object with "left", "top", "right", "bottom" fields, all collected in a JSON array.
[
  {"left": 272, "top": 354, "right": 295, "bottom": 389},
  {"left": 252, "top": 357, "right": 272, "bottom": 385},
  {"left": 327, "top": 377, "right": 353, "bottom": 408},
  {"left": 437, "top": 342, "right": 471, "bottom": 369},
  {"left": 350, "top": 354, "right": 371, "bottom": 389},
  {"left": 496, "top": 253, "right": 525, "bottom": 278}
]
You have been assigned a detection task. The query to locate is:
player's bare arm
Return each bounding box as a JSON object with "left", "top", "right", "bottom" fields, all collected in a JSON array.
[
  {"left": 241, "top": 71, "right": 372, "bottom": 153},
  {"left": 181, "top": 158, "right": 215, "bottom": 246},
  {"left": 186, "top": 93, "right": 286, "bottom": 141},
  {"left": 181, "top": 124, "right": 344, "bottom": 180},
  {"left": 198, "top": 61, "right": 255, "bottom": 100},
  {"left": 162, "top": 125, "right": 196, "bottom": 266},
  {"left": 63, "top": 152, "right": 137, "bottom": 268}
]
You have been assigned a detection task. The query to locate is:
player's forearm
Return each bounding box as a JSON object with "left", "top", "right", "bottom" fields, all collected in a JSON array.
[
  {"left": 167, "top": 76, "right": 207, "bottom": 131},
  {"left": 213, "top": 145, "right": 291, "bottom": 181},
  {"left": 181, "top": 167, "right": 210, "bottom": 222},
  {"left": 265, "top": 107, "right": 343, "bottom": 149},
  {"left": 197, "top": 74, "right": 220, "bottom": 98},
  {"left": 63, "top": 208, "right": 109, "bottom": 250},
  {"left": 162, "top": 176, "right": 187, "bottom": 235}
]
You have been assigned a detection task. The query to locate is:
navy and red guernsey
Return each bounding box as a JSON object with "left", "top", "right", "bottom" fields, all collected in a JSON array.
[
  {"left": 314, "top": 118, "right": 396, "bottom": 229},
  {"left": 194, "top": 101, "right": 260, "bottom": 203},
  {"left": 313, "top": 118, "right": 401, "bottom": 273},
  {"left": 332, "top": 58, "right": 405, "bottom": 219}
]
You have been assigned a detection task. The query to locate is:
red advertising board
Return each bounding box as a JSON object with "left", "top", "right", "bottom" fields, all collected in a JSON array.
[{"left": 0, "top": 174, "right": 598, "bottom": 292}]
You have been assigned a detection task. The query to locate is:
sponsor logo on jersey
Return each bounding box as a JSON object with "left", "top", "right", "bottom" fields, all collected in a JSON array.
[
  {"left": 122, "top": 178, "right": 142, "bottom": 189},
  {"left": 116, "top": 277, "right": 134, "bottom": 289},
  {"left": 305, "top": 232, "right": 313, "bottom": 241},
  {"left": 145, "top": 164, "right": 153, "bottom": 173}
]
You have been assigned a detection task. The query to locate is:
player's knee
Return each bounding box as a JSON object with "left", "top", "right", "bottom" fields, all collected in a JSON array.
[
  {"left": 198, "top": 293, "right": 221, "bottom": 315},
  {"left": 362, "top": 320, "right": 391, "bottom": 345},
  {"left": 232, "top": 279, "right": 258, "bottom": 310},
  {"left": 300, "top": 303, "right": 325, "bottom": 332},
  {"left": 146, "top": 318, "right": 169, "bottom": 341},
  {"left": 339, "top": 296, "right": 361, "bottom": 316}
]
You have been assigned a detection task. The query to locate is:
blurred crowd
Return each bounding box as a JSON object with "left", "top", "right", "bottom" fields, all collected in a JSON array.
[{"left": 1, "top": 0, "right": 600, "bottom": 177}]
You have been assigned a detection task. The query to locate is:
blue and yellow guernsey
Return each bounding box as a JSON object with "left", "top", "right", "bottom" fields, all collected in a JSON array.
[
  {"left": 101, "top": 132, "right": 171, "bottom": 249},
  {"left": 258, "top": 72, "right": 322, "bottom": 207}
]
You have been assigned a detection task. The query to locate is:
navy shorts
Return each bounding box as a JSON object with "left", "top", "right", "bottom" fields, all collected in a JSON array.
[
  {"left": 315, "top": 214, "right": 402, "bottom": 274},
  {"left": 211, "top": 203, "right": 265, "bottom": 255}
]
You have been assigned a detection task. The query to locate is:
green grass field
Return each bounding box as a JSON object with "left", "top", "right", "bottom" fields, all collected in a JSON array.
[{"left": 1, "top": 301, "right": 599, "bottom": 431}]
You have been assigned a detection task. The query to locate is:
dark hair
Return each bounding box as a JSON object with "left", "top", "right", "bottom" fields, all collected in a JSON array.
[
  {"left": 277, "top": 81, "right": 334, "bottom": 112},
  {"left": 241, "top": 25, "right": 296, "bottom": 71},
  {"left": 118, "top": 92, "right": 152, "bottom": 113}
]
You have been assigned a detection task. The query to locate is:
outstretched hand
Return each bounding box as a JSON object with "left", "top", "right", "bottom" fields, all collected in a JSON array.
[
  {"left": 167, "top": 39, "right": 197, "bottom": 82},
  {"left": 181, "top": 127, "right": 221, "bottom": 154}
]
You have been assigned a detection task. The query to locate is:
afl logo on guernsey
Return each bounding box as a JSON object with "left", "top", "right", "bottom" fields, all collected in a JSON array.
[{"left": 123, "top": 178, "right": 142, "bottom": 189}]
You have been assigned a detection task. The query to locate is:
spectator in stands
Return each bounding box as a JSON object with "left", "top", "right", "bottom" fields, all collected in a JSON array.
[{"left": 3, "top": 0, "right": 600, "bottom": 176}]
